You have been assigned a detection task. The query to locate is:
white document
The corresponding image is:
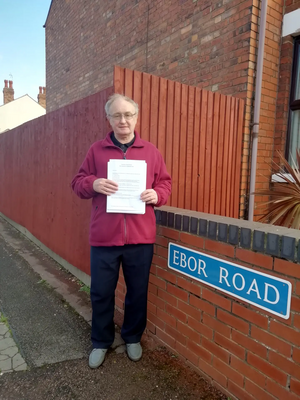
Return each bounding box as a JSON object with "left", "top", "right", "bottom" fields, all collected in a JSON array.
[{"left": 106, "top": 159, "right": 147, "bottom": 214}]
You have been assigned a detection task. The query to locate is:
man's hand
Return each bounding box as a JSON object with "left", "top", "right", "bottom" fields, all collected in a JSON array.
[
  {"left": 93, "top": 178, "right": 118, "bottom": 195},
  {"left": 140, "top": 189, "right": 158, "bottom": 205}
]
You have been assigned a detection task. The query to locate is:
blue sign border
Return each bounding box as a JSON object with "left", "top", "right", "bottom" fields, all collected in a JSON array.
[{"left": 168, "top": 243, "right": 292, "bottom": 319}]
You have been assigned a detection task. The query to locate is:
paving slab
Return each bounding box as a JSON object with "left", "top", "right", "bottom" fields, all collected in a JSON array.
[{"left": 0, "top": 314, "right": 27, "bottom": 374}]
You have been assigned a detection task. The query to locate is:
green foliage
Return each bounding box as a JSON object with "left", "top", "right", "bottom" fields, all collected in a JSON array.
[{"left": 79, "top": 284, "right": 90, "bottom": 295}]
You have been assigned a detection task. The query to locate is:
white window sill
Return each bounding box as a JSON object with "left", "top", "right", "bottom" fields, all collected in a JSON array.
[{"left": 271, "top": 173, "right": 295, "bottom": 183}]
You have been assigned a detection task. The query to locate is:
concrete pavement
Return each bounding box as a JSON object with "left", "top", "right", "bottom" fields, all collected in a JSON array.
[
  {"left": 0, "top": 215, "right": 227, "bottom": 400},
  {"left": 0, "top": 312, "right": 27, "bottom": 374}
]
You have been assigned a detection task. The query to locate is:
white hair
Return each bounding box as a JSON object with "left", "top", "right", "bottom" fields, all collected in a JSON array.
[{"left": 105, "top": 93, "right": 139, "bottom": 115}]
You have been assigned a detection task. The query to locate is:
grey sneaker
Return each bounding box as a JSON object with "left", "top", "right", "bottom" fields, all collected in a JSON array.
[
  {"left": 126, "top": 342, "right": 142, "bottom": 361},
  {"left": 89, "top": 348, "right": 108, "bottom": 368}
]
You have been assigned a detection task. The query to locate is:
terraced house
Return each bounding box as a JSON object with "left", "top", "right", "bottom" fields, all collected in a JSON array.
[{"left": 44, "top": 0, "right": 300, "bottom": 220}]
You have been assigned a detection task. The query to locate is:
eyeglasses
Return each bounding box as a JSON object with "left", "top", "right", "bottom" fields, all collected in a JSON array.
[{"left": 108, "top": 112, "right": 137, "bottom": 121}]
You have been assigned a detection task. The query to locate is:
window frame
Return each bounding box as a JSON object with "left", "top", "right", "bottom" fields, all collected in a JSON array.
[{"left": 285, "top": 36, "right": 300, "bottom": 161}]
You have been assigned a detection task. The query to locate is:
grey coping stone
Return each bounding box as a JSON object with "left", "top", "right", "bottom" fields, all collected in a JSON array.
[
  {"left": 167, "top": 212, "right": 174, "bottom": 228},
  {"left": 266, "top": 233, "right": 280, "bottom": 257},
  {"left": 183, "top": 216, "right": 190, "bottom": 232},
  {"left": 253, "top": 230, "right": 265, "bottom": 252},
  {"left": 240, "top": 228, "right": 251, "bottom": 249},
  {"left": 155, "top": 209, "right": 161, "bottom": 224},
  {"left": 161, "top": 211, "right": 168, "bottom": 226},
  {"left": 281, "top": 236, "right": 296, "bottom": 261},
  {"left": 158, "top": 205, "right": 300, "bottom": 240},
  {"left": 175, "top": 214, "right": 182, "bottom": 230},
  {"left": 218, "top": 223, "right": 228, "bottom": 243},
  {"left": 190, "top": 217, "right": 198, "bottom": 234},
  {"left": 229, "top": 225, "right": 239, "bottom": 245},
  {"left": 199, "top": 219, "right": 208, "bottom": 237},
  {"left": 208, "top": 221, "right": 217, "bottom": 240}
]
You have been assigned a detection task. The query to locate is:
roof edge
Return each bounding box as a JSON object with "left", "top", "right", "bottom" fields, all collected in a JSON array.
[{"left": 43, "top": 0, "right": 54, "bottom": 28}]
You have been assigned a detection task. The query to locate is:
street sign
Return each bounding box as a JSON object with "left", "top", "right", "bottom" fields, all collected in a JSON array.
[{"left": 168, "top": 243, "right": 292, "bottom": 319}]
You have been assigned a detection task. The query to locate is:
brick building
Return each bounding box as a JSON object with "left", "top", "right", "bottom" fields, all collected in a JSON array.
[{"left": 44, "top": 0, "right": 300, "bottom": 218}]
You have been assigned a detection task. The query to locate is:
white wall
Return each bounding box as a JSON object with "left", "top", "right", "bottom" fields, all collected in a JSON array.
[{"left": 0, "top": 95, "right": 46, "bottom": 133}]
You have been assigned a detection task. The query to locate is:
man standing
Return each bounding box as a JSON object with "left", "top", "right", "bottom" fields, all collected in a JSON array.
[{"left": 71, "top": 94, "right": 171, "bottom": 368}]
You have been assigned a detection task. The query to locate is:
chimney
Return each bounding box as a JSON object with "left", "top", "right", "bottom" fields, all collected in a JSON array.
[
  {"left": 37, "top": 86, "right": 46, "bottom": 109},
  {"left": 3, "top": 80, "right": 14, "bottom": 104}
]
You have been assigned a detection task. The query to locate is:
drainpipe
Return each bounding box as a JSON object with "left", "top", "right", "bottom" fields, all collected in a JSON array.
[{"left": 248, "top": 0, "right": 268, "bottom": 221}]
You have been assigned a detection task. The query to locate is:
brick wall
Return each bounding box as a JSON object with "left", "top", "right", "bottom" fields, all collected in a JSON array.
[
  {"left": 45, "top": 0, "right": 254, "bottom": 112},
  {"left": 116, "top": 205, "right": 300, "bottom": 400},
  {"left": 249, "top": 0, "right": 284, "bottom": 220}
]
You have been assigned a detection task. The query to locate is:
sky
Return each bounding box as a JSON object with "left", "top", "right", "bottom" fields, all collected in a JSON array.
[{"left": 0, "top": 0, "right": 52, "bottom": 105}]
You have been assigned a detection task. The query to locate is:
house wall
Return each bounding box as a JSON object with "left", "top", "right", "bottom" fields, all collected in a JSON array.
[
  {"left": 115, "top": 205, "right": 300, "bottom": 400},
  {"left": 0, "top": 95, "right": 46, "bottom": 133}
]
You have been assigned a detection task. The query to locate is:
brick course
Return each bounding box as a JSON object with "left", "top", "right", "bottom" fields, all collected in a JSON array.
[{"left": 115, "top": 206, "right": 300, "bottom": 400}]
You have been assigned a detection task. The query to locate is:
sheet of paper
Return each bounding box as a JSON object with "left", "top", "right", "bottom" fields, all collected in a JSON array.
[{"left": 106, "top": 159, "right": 147, "bottom": 214}]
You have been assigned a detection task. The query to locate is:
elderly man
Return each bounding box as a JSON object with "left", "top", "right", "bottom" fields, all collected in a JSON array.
[{"left": 72, "top": 93, "right": 171, "bottom": 368}]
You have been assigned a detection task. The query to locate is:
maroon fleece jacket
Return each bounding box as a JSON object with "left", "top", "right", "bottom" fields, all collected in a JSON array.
[{"left": 71, "top": 131, "right": 172, "bottom": 246}]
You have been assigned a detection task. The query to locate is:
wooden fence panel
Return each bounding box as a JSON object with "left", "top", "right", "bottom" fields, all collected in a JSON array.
[
  {"left": 150, "top": 75, "right": 159, "bottom": 149},
  {"left": 141, "top": 73, "right": 151, "bottom": 143},
  {"left": 171, "top": 81, "right": 181, "bottom": 208},
  {"left": 0, "top": 87, "right": 113, "bottom": 275},
  {"left": 185, "top": 86, "right": 195, "bottom": 211},
  {"left": 165, "top": 80, "right": 174, "bottom": 196},
  {"left": 0, "top": 66, "right": 245, "bottom": 286},
  {"left": 215, "top": 95, "right": 226, "bottom": 216},
  {"left": 114, "top": 65, "right": 245, "bottom": 217},
  {"left": 157, "top": 78, "right": 167, "bottom": 161},
  {"left": 198, "top": 90, "right": 207, "bottom": 213},
  {"left": 178, "top": 84, "right": 188, "bottom": 209},
  {"left": 191, "top": 88, "right": 201, "bottom": 211}
]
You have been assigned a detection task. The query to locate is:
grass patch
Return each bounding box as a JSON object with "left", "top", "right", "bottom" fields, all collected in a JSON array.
[
  {"left": 79, "top": 284, "right": 90, "bottom": 295},
  {"left": 0, "top": 313, "right": 13, "bottom": 336},
  {"left": 0, "top": 314, "right": 8, "bottom": 324}
]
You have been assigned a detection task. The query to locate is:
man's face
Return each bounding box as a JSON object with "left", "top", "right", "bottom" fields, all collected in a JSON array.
[{"left": 108, "top": 98, "right": 138, "bottom": 141}]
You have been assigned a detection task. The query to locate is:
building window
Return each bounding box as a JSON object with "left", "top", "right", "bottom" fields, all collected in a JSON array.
[{"left": 286, "top": 36, "right": 300, "bottom": 164}]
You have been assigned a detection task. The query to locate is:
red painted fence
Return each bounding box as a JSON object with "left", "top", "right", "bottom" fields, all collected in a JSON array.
[
  {"left": 0, "top": 87, "right": 113, "bottom": 275},
  {"left": 114, "top": 66, "right": 245, "bottom": 217},
  {"left": 0, "top": 66, "right": 244, "bottom": 275}
]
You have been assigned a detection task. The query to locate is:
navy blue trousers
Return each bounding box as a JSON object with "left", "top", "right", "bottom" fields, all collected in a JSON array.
[{"left": 90, "top": 244, "right": 154, "bottom": 349}]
